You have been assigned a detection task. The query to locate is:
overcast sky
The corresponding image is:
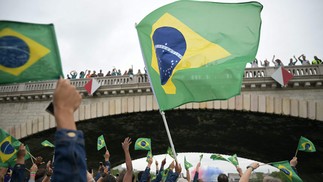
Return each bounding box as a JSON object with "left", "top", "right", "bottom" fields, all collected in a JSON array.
[{"left": 1, "top": 0, "right": 323, "bottom": 76}]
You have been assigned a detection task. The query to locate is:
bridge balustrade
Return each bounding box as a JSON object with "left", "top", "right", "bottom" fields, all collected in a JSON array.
[{"left": 0, "top": 65, "right": 322, "bottom": 94}]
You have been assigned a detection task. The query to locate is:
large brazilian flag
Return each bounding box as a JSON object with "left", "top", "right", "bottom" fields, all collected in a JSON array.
[
  {"left": 0, "top": 21, "right": 63, "bottom": 84},
  {"left": 136, "top": 1, "right": 262, "bottom": 111}
]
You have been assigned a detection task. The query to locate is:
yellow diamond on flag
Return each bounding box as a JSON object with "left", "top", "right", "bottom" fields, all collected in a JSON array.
[
  {"left": 150, "top": 13, "right": 231, "bottom": 94},
  {"left": 0, "top": 28, "right": 50, "bottom": 76}
]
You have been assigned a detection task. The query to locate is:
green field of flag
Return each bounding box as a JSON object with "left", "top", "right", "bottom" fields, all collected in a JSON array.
[
  {"left": 184, "top": 156, "right": 193, "bottom": 169},
  {"left": 0, "top": 21, "right": 63, "bottom": 84},
  {"left": 41, "top": 140, "right": 55, "bottom": 148},
  {"left": 167, "top": 147, "right": 176, "bottom": 159},
  {"left": 210, "top": 154, "right": 227, "bottom": 161},
  {"left": 227, "top": 154, "right": 239, "bottom": 166},
  {"left": 136, "top": 1, "right": 262, "bottom": 110}
]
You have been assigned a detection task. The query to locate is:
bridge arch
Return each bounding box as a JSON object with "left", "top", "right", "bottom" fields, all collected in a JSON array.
[{"left": 19, "top": 109, "right": 323, "bottom": 181}]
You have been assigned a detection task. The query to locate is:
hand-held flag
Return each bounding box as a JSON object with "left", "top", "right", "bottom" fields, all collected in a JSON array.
[
  {"left": 41, "top": 140, "right": 55, "bottom": 148},
  {"left": 97, "top": 135, "right": 106, "bottom": 151},
  {"left": 0, "top": 21, "right": 63, "bottom": 84},
  {"left": 271, "top": 161, "right": 303, "bottom": 182},
  {"left": 297, "top": 136, "right": 316, "bottom": 152},
  {"left": 184, "top": 156, "right": 193, "bottom": 170},
  {"left": 210, "top": 154, "right": 227, "bottom": 161},
  {"left": 0, "top": 129, "right": 21, "bottom": 167},
  {"left": 146, "top": 150, "right": 152, "bottom": 162},
  {"left": 136, "top": 1, "right": 262, "bottom": 111},
  {"left": 167, "top": 146, "right": 176, "bottom": 159},
  {"left": 134, "top": 138, "right": 151, "bottom": 151},
  {"left": 227, "top": 154, "right": 239, "bottom": 166}
]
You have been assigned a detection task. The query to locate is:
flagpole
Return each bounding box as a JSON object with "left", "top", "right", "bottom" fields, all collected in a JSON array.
[
  {"left": 135, "top": 22, "right": 178, "bottom": 162},
  {"left": 160, "top": 111, "right": 178, "bottom": 162},
  {"left": 294, "top": 149, "right": 299, "bottom": 157},
  {"left": 26, "top": 150, "right": 37, "bottom": 161}
]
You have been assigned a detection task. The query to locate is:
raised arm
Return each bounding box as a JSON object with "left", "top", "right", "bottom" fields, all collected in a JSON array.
[
  {"left": 239, "top": 162, "right": 259, "bottom": 182},
  {"left": 186, "top": 168, "right": 191, "bottom": 182},
  {"left": 272, "top": 55, "right": 276, "bottom": 63},
  {"left": 122, "top": 137, "right": 133, "bottom": 182},
  {"left": 193, "top": 162, "right": 200, "bottom": 182},
  {"left": 11, "top": 144, "right": 26, "bottom": 181},
  {"left": 52, "top": 78, "right": 87, "bottom": 182}
]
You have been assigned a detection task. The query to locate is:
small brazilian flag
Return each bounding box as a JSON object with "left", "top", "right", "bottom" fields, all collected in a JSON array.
[
  {"left": 167, "top": 147, "right": 176, "bottom": 159},
  {"left": 41, "top": 140, "right": 55, "bottom": 148},
  {"left": 297, "top": 136, "right": 316, "bottom": 152},
  {"left": 136, "top": 1, "right": 262, "bottom": 111},
  {"left": 271, "top": 161, "right": 303, "bottom": 182},
  {"left": 210, "top": 154, "right": 227, "bottom": 161},
  {"left": 0, "top": 128, "right": 21, "bottom": 167},
  {"left": 227, "top": 154, "right": 239, "bottom": 166},
  {"left": 97, "top": 135, "right": 106, "bottom": 151},
  {"left": 146, "top": 150, "right": 152, "bottom": 162},
  {"left": 134, "top": 138, "right": 151, "bottom": 150},
  {"left": 0, "top": 21, "right": 63, "bottom": 85},
  {"left": 184, "top": 156, "right": 193, "bottom": 170}
]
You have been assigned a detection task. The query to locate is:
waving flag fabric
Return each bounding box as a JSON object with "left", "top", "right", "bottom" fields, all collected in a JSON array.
[
  {"left": 97, "top": 135, "right": 106, "bottom": 151},
  {"left": 271, "top": 161, "right": 303, "bottom": 182},
  {"left": 41, "top": 140, "right": 55, "bottom": 148},
  {"left": 297, "top": 136, "right": 316, "bottom": 152},
  {"left": 146, "top": 150, "right": 152, "bottom": 162},
  {"left": 134, "top": 138, "right": 151, "bottom": 150},
  {"left": 0, "top": 129, "right": 21, "bottom": 167},
  {"left": 184, "top": 156, "right": 193, "bottom": 169},
  {"left": 271, "top": 66, "right": 293, "bottom": 86},
  {"left": 84, "top": 78, "right": 100, "bottom": 95},
  {"left": 227, "top": 154, "right": 239, "bottom": 166},
  {"left": 210, "top": 154, "right": 227, "bottom": 161},
  {"left": 136, "top": 1, "right": 262, "bottom": 111},
  {"left": 167, "top": 147, "right": 176, "bottom": 159},
  {"left": 0, "top": 21, "right": 63, "bottom": 84}
]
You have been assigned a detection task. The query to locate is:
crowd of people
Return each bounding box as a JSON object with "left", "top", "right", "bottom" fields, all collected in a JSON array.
[
  {"left": 249, "top": 54, "right": 322, "bottom": 68},
  {"left": 66, "top": 54, "right": 322, "bottom": 80},
  {"left": 0, "top": 78, "right": 300, "bottom": 182},
  {"left": 66, "top": 68, "right": 147, "bottom": 80}
]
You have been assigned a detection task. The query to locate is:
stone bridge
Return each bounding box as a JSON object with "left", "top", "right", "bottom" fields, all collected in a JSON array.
[
  {"left": 1, "top": 65, "right": 322, "bottom": 139},
  {"left": 1, "top": 65, "right": 323, "bottom": 181}
]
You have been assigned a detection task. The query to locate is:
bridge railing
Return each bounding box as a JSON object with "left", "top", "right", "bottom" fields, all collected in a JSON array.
[
  {"left": 0, "top": 65, "right": 322, "bottom": 93},
  {"left": 0, "top": 74, "right": 150, "bottom": 93},
  {"left": 244, "top": 64, "right": 323, "bottom": 78}
]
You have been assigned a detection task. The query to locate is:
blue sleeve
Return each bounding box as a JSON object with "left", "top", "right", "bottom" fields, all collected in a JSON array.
[
  {"left": 52, "top": 129, "right": 87, "bottom": 182},
  {"left": 105, "top": 160, "right": 111, "bottom": 173},
  {"left": 11, "top": 164, "right": 25, "bottom": 182},
  {"left": 165, "top": 171, "right": 179, "bottom": 182},
  {"left": 193, "top": 171, "right": 199, "bottom": 182},
  {"left": 152, "top": 168, "right": 164, "bottom": 182},
  {"left": 140, "top": 167, "right": 151, "bottom": 182}
]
